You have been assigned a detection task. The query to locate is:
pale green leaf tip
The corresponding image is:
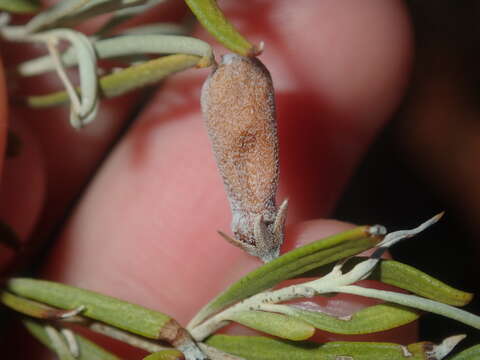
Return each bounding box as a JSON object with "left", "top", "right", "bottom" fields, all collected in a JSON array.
[{"left": 431, "top": 334, "right": 466, "bottom": 359}]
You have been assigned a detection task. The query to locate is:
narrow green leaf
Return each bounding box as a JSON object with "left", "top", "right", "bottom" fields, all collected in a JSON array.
[
  {"left": 184, "top": 0, "right": 258, "bottom": 56},
  {"left": 95, "top": 54, "right": 201, "bottom": 98},
  {"left": 27, "top": 54, "right": 202, "bottom": 108},
  {"left": 143, "top": 350, "right": 185, "bottom": 360},
  {"left": 205, "top": 335, "right": 434, "bottom": 360},
  {"left": 8, "top": 278, "right": 172, "bottom": 340},
  {"left": 189, "top": 226, "right": 381, "bottom": 328},
  {"left": 23, "top": 319, "right": 120, "bottom": 360},
  {"left": 448, "top": 344, "right": 480, "bottom": 359},
  {"left": 227, "top": 311, "right": 315, "bottom": 341},
  {"left": 0, "top": 0, "right": 40, "bottom": 13},
  {"left": 372, "top": 260, "right": 473, "bottom": 307},
  {"left": 26, "top": 89, "right": 70, "bottom": 108},
  {"left": 1, "top": 291, "right": 57, "bottom": 319},
  {"left": 272, "top": 303, "right": 419, "bottom": 335}
]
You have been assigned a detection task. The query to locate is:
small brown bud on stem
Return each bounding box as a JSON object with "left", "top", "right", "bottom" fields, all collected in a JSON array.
[{"left": 201, "top": 54, "right": 287, "bottom": 262}]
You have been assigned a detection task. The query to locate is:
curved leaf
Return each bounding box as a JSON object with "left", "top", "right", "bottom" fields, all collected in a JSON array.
[
  {"left": 184, "top": 0, "right": 258, "bottom": 56},
  {"left": 227, "top": 311, "right": 315, "bottom": 341},
  {"left": 189, "top": 226, "right": 381, "bottom": 328},
  {"left": 39, "top": 28, "right": 98, "bottom": 128},
  {"left": 372, "top": 260, "right": 473, "bottom": 306},
  {"left": 271, "top": 303, "right": 419, "bottom": 334}
]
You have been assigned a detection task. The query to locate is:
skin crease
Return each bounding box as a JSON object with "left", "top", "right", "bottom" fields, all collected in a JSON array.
[{"left": 0, "top": 0, "right": 416, "bottom": 358}]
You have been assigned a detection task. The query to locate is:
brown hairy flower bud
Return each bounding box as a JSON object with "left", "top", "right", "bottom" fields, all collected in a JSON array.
[{"left": 201, "top": 53, "right": 288, "bottom": 262}]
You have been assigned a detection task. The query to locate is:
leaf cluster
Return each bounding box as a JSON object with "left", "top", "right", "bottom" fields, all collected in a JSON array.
[{"left": 0, "top": 216, "right": 478, "bottom": 359}]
